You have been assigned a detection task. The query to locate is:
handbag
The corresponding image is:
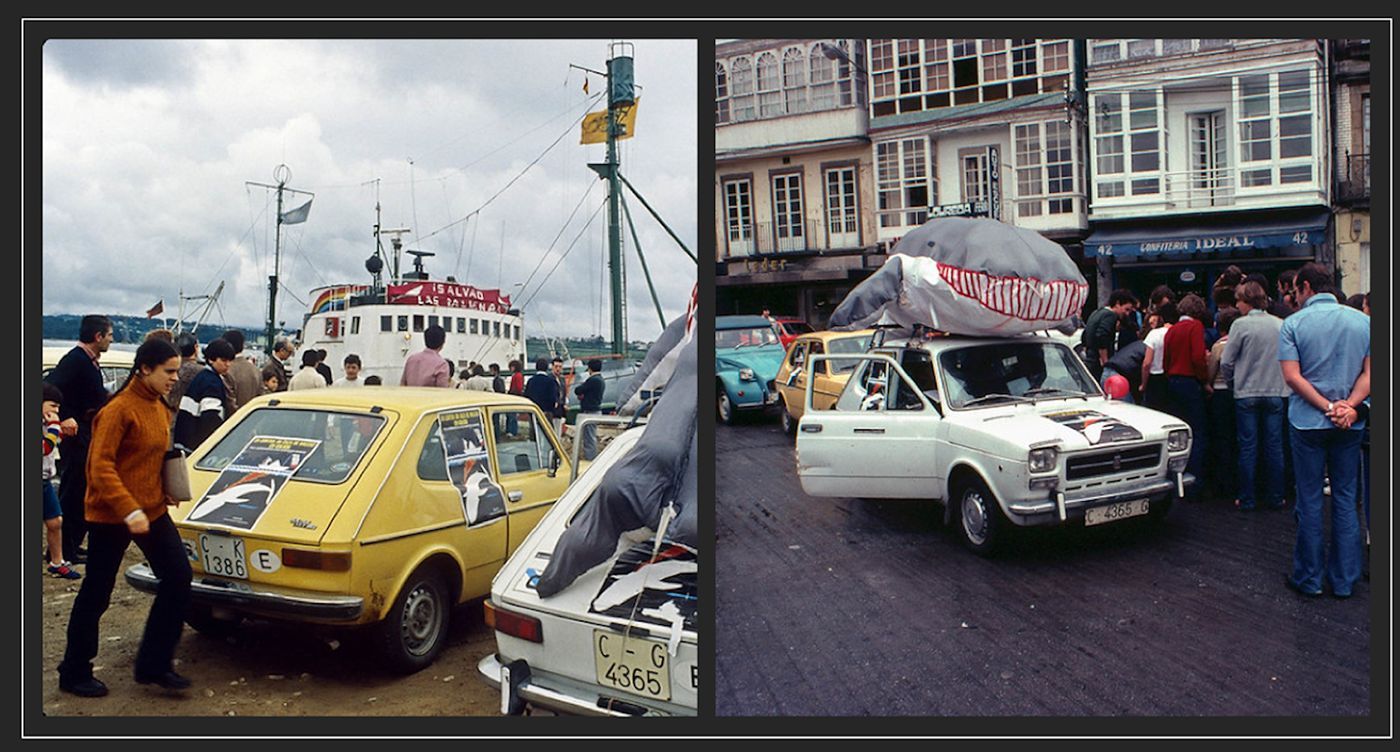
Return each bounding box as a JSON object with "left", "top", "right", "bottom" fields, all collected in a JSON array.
[{"left": 162, "top": 430, "right": 193, "bottom": 502}]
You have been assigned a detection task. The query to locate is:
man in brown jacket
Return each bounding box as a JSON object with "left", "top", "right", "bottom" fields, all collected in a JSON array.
[{"left": 220, "top": 330, "right": 264, "bottom": 414}]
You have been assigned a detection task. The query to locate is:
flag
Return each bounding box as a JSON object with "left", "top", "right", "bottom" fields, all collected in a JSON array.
[
  {"left": 579, "top": 98, "right": 639, "bottom": 145},
  {"left": 279, "top": 198, "right": 313, "bottom": 225},
  {"left": 582, "top": 77, "right": 589, "bottom": 95},
  {"left": 146, "top": 299, "right": 164, "bottom": 318}
]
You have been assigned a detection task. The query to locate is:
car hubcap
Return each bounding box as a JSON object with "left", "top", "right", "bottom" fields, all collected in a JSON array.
[
  {"left": 962, "top": 491, "right": 988, "bottom": 546},
  {"left": 401, "top": 584, "right": 441, "bottom": 656},
  {"left": 718, "top": 393, "right": 731, "bottom": 422}
]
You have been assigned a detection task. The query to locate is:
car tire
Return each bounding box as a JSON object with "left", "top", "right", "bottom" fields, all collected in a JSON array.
[
  {"left": 184, "top": 604, "right": 244, "bottom": 638},
  {"left": 779, "top": 397, "right": 796, "bottom": 435},
  {"left": 377, "top": 567, "right": 450, "bottom": 674},
  {"left": 955, "top": 477, "right": 1005, "bottom": 557},
  {"left": 717, "top": 385, "right": 734, "bottom": 426}
]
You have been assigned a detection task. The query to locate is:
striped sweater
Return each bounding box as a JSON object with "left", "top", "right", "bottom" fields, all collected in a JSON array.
[{"left": 42, "top": 419, "right": 62, "bottom": 480}]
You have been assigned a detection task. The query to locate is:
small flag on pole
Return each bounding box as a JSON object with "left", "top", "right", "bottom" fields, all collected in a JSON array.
[
  {"left": 583, "top": 77, "right": 589, "bottom": 95},
  {"left": 579, "top": 98, "right": 639, "bottom": 145},
  {"left": 146, "top": 299, "right": 164, "bottom": 318},
  {"left": 280, "top": 198, "right": 313, "bottom": 225}
]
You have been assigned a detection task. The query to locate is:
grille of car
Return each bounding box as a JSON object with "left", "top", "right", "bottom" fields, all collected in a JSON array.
[{"left": 1065, "top": 444, "right": 1162, "bottom": 480}]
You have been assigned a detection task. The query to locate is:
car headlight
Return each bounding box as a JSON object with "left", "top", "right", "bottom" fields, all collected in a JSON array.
[
  {"left": 1028, "top": 446, "right": 1059, "bottom": 474},
  {"left": 1167, "top": 429, "right": 1191, "bottom": 452},
  {"left": 739, "top": 368, "right": 755, "bottom": 381}
]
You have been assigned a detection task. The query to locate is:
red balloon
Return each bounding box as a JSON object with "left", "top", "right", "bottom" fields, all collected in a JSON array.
[{"left": 1104, "top": 374, "right": 1129, "bottom": 400}]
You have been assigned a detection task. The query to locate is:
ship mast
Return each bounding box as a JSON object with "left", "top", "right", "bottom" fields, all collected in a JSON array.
[{"left": 247, "top": 164, "right": 314, "bottom": 355}]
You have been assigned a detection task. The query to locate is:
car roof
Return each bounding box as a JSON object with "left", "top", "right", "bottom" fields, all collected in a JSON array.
[
  {"left": 248, "top": 386, "right": 541, "bottom": 414},
  {"left": 794, "top": 328, "right": 876, "bottom": 344},
  {"left": 878, "top": 332, "right": 1062, "bottom": 349},
  {"left": 716, "top": 315, "right": 774, "bottom": 329},
  {"left": 43, "top": 345, "right": 136, "bottom": 369}
]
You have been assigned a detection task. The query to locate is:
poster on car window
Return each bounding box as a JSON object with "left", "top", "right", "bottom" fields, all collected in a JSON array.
[
  {"left": 439, "top": 410, "right": 506, "bottom": 527},
  {"left": 187, "top": 436, "right": 322, "bottom": 531}
]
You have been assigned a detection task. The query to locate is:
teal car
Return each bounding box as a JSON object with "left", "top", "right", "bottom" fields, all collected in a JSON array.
[{"left": 715, "top": 315, "right": 786, "bottom": 425}]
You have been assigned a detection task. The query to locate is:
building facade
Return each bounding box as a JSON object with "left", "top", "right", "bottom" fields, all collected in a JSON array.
[
  {"left": 1084, "top": 39, "right": 1332, "bottom": 304},
  {"left": 715, "top": 39, "right": 877, "bottom": 327},
  {"left": 1330, "top": 38, "right": 1370, "bottom": 297}
]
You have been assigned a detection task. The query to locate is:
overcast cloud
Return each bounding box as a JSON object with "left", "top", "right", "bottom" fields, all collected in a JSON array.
[{"left": 41, "top": 38, "right": 697, "bottom": 343}]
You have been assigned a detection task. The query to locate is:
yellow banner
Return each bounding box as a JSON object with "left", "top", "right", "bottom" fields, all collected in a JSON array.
[{"left": 579, "top": 99, "right": 639, "bottom": 145}]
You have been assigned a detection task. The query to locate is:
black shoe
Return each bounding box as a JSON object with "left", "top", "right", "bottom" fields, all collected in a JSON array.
[
  {"left": 1285, "top": 577, "right": 1322, "bottom": 598},
  {"left": 59, "top": 676, "right": 109, "bottom": 697},
  {"left": 134, "top": 670, "right": 191, "bottom": 690},
  {"left": 64, "top": 552, "right": 87, "bottom": 565}
]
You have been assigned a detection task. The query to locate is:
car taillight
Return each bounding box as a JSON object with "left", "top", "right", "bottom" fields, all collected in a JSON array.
[
  {"left": 281, "top": 548, "right": 351, "bottom": 572},
  {"left": 484, "top": 600, "right": 543, "bottom": 643}
]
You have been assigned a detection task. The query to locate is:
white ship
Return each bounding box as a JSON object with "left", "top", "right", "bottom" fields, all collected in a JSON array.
[{"left": 299, "top": 244, "right": 524, "bottom": 385}]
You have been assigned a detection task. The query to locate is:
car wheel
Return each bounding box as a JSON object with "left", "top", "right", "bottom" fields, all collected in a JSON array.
[
  {"left": 377, "top": 567, "right": 450, "bottom": 674},
  {"left": 717, "top": 387, "right": 734, "bottom": 425},
  {"left": 779, "top": 397, "right": 796, "bottom": 435},
  {"left": 184, "top": 604, "right": 244, "bottom": 638},
  {"left": 956, "top": 477, "right": 1004, "bottom": 557}
]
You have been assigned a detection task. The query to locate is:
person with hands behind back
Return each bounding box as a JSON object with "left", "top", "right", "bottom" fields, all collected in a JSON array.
[{"left": 57, "top": 338, "right": 194, "bottom": 698}]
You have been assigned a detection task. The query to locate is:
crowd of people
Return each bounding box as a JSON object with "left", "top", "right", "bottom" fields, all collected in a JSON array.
[{"left": 1082, "top": 263, "right": 1372, "bottom": 600}]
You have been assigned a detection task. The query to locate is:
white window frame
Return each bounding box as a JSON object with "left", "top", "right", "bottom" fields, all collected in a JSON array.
[
  {"left": 771, "top": 172, "right": 806, "bottom": 253},
  {"left": 1233, "top": 68, "right": 1317, "bottom": 191},
  {"left": 875, "top": 137, "right": 932, "bottom": 230},
  {"left": 867, "top": 38, "right": 1072, "bottom": 111},
  {"left": 715, "top": 61, "right": 730, "bottom": 124},
  {"left": 722, "top": 177, "right": 754, "bottom": 257},
  {"left": 757, "top": 52, "right": 782, "bottom": 118},
  {"left": 783, "top": 47, "right": 807, "bottom": 115},
  {"left": 730, "top": 56, "right": 755, "bottom": 122}
]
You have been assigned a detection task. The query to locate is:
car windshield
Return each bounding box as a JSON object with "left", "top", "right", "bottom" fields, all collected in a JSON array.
[
  {"left": 826, "top": 335, "right": 873, "bottom": 374},
  {"left": 194, "top": 407, "right": 386, "bottom": 484},
  {"left": 938, "top": 341, "right": 1099, "bottom": 410},
  {"left": 781, "top": 320, "right": 814, "bottom": 335},
  {"left": 716, "top": 327, "right": 780, "bottom": 349}
]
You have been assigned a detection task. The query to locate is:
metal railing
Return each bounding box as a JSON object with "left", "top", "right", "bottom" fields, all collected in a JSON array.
[
  {"left": 722, "top": 218, "right": 861, "bottom": 257},
  {"left": 1337, "top": 153, "right": 1370, "bottom": 203}
]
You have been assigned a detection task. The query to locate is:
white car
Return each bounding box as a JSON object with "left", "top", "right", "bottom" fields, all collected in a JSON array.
[
  {"left": 795, "top": 333, "right": 1194, "bottom": 555},
  {"left": 477, "top": 416, "right": 699, "bottom": 716}
]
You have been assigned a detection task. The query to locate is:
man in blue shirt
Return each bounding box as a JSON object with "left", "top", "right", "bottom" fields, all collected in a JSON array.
[{"left": 1278, "top": 263, "right": 1371, "bottom": 599}]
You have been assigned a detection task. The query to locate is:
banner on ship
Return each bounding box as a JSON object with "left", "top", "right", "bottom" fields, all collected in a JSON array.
[{"left": 387, "top": 282, "right": 512, "bottom": 314}]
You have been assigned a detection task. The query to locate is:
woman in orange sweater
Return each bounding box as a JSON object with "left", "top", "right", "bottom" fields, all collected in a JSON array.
[{"left": 58, "top": 338, "right": 193, "bottom": 698}]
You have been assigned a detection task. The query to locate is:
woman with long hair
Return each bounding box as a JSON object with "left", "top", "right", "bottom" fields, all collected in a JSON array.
[{"left": 57, "top": 338, "right": 194, "bottom": 697}]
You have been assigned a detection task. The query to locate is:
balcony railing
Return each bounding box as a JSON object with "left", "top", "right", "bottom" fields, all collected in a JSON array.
[
  {"left": 722, "top": 219, "right": 862, "bottom": 258},
  {"left": 1337, "top": 153, "right": 1370, "bottom": 203}
]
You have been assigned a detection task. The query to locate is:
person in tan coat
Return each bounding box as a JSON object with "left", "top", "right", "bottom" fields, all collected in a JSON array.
[
  {"left": 58, "top": 338, "right": 194, "bottom": 698},
  {"left": 220, "top": 330, "right": 265, "bottom": 414}
]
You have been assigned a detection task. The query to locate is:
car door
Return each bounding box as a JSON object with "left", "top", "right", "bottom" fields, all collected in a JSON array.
[
  {"left": 807, "top": 341, "right": 844, "bottom": 411},
  {"left": 401, "top": 409, "right": 509, "bottom": 602},
  {"left": 795, "top": 353, "right": 940, "bottom": 499},
  {"left": 486, "top": 406, "right": 570, "bottom": 555},
  {"left": 778, "top": 340, "right": 809, "bottom": 419}
]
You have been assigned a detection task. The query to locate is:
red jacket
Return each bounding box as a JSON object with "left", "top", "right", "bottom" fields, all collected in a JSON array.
[{"left": 1163, "top": 316, "right": 1208, "bottom": 383}]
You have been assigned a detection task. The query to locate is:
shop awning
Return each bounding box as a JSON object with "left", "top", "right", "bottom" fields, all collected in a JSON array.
[{"left": 1085, "top": 210, "right": 1330, "bottom": 259}]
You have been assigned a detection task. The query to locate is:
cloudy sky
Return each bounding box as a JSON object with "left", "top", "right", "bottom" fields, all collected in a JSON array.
[{"left": 41, "top": 38, "right": 697, "bottom": 342}]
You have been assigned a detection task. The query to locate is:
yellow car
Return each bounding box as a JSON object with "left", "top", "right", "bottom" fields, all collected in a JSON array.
[
  {"left": 43, "top": 345, "right": 136, "bottom": 394},
  {"left": 774, "top": 329, "right": 875, "bottom": 435},
  {"left": 125, "top": 387, "right": 572, "bottom": 673}
]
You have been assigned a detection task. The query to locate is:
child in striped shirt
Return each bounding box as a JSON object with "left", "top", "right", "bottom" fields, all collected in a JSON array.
[{"left": 43, "top": 382, "right": 80, "bottom": 579}]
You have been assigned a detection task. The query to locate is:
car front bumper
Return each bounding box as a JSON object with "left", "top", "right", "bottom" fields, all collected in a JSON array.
[
  {"left": 478, "top": 653, "right": 692, "bottom": 717},
  {"left": 124, "top": 563, "right": 364, "bottom": 622},
  {"left": 1002, "top": 472, "right": 1195, "bottom": 527}
]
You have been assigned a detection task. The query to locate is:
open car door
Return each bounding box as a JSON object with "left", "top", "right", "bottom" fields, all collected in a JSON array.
[{"left": 795, "top": 353, "right": 941, "bottom": 500}]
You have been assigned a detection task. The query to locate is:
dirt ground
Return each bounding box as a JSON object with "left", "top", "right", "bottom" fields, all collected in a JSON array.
[{"left": 40, "top": 545, "right": 503, "bottom": 717}]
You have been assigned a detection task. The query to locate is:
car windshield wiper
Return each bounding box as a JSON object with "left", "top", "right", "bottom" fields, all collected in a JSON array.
[
  {"left": 961, "top": 393, "right": 1032, "bottom": 407},
  {"left": 1024, "top": 386, "right": 1087, "bottom": 401}
]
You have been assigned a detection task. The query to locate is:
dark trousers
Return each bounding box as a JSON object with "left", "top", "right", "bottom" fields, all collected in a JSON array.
[
  {"left": 59, "top": 513, "right": 192, "bottom": 681},
  {"left": 57, "top": 438, "right": 90, "bottom": 561},
  {"left": 1144, "top": 373, "right": 1170, "bottom": 412},
  {"left": 1206, "top": 387, "right": 1236, "bottom": 498},
  {"left": 1166, "top": 376, "right": 1208, "bottom": 499}
]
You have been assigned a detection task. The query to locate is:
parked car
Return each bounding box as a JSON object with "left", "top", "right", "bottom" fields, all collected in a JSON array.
[
  {"left": 794, "top": 333, "right": 1194, "bottom": 555},
  {"left": 774, "top": 329, "right": 875, "bottom": 435},
  {"left": 478, "top": 415, "right": 698, "bottom": 716},
  {"left": 714, "top": 315, "right": 786, "bottom": 425},
  {"left": 43, "top": 344, "right": 136, "bottom": 394},
  {"left": 769, "top": 316, "right": 814, "bottom": 350},
  {"left": 124, "top": 387, "right": 572, "bottom": 673}
]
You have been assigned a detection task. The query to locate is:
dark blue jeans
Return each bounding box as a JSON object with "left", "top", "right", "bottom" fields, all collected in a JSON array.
[
  {"left": 1166, "top": 376, "right": 1207, "bottom": 498},
  {"left": 59, "top": 512, "right": 193, "bottom": 681},
  {"left": 1289, "top": 426, "right": 1364, "bottom": 596},
  {"left": 1235, "top": 396, "right": 1285, "bottom": 509},
  {"left": 1207, "top": 387, "right": 1236, "bottom": 498}
]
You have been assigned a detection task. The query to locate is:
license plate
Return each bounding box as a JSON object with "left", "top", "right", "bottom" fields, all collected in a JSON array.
[
  {"left": 198, "top": 534, "right": 248, "bottom": 579},
  {"left": 594, "top": 629, "right": 671, "bottom": 702},
  {"left": 1084, "top": 498, "right": 1151, "bottom": 526}
]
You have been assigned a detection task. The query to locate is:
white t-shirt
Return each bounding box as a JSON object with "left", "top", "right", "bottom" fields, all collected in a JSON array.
[
  {"left": 332, "top": 377, "right": 363, "bottom": 387},
  {"left": 1144, "top": 324, "right": 1172, "bottom": 374}
]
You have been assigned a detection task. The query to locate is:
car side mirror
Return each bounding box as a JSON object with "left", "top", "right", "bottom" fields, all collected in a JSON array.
[{"left": 547, "top": 451, "right": 560, "bottom": 478}]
